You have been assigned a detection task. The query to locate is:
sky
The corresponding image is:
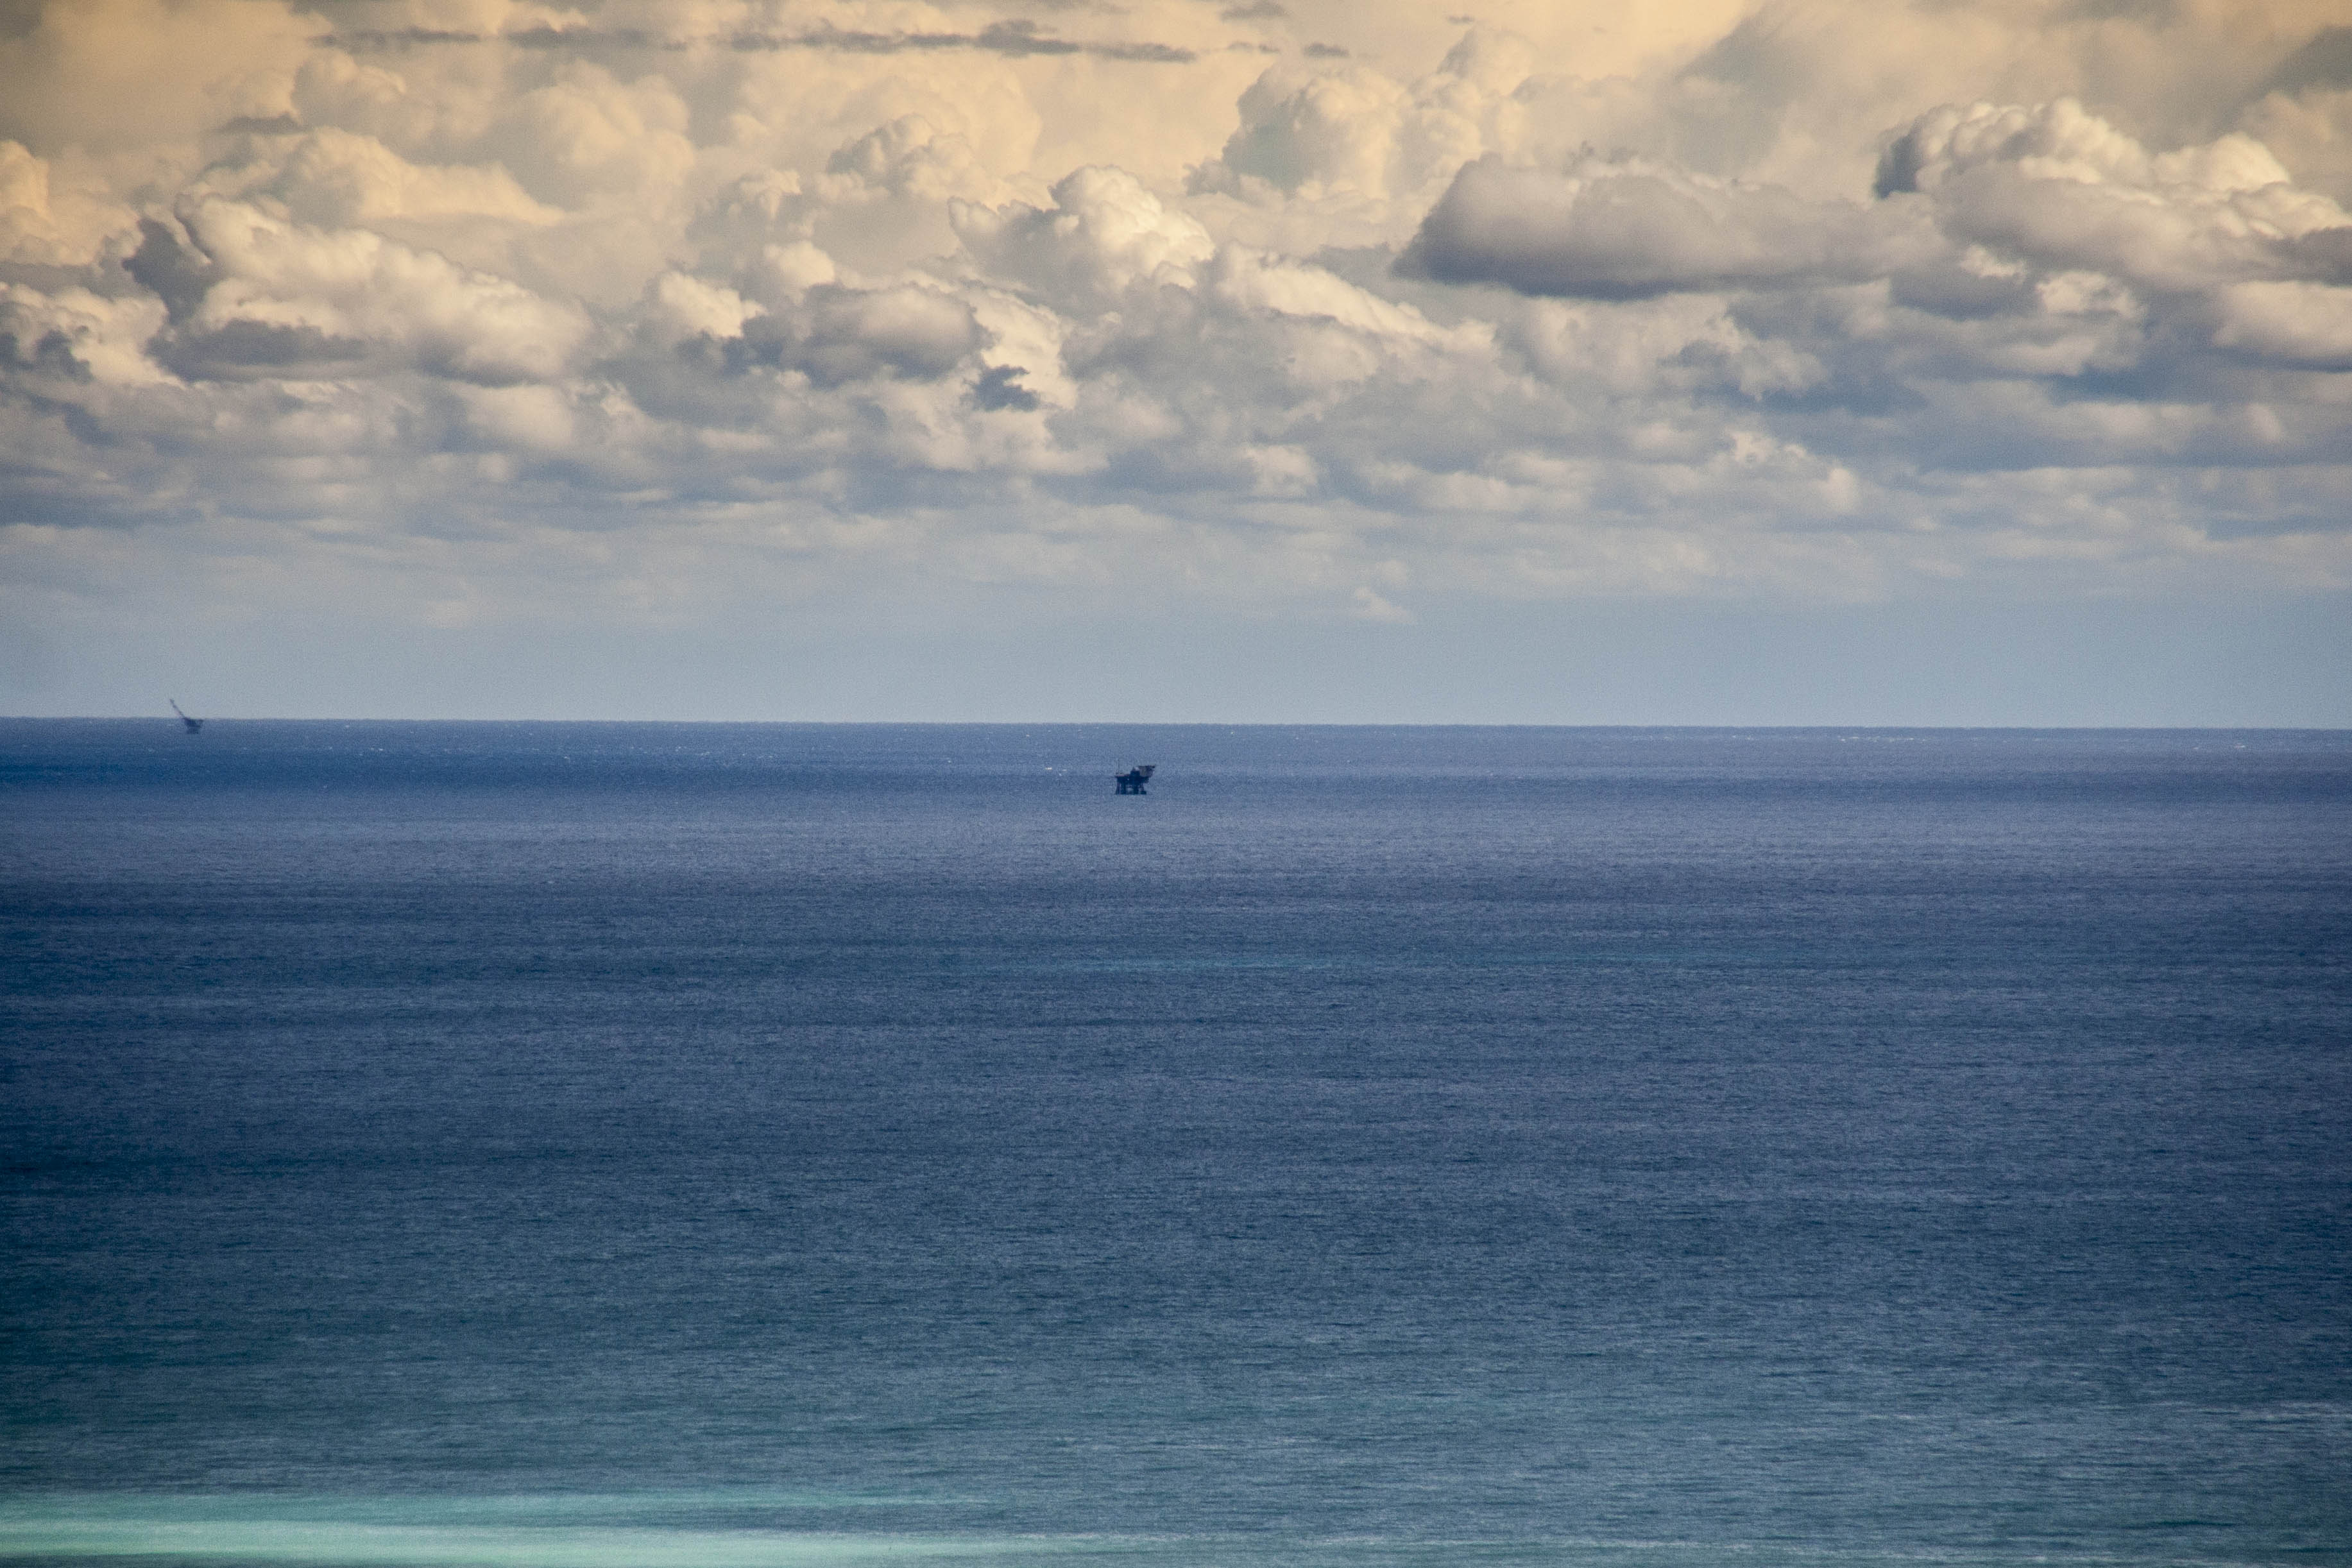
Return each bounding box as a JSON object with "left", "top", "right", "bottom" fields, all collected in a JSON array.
[{"left": 1, "top": 0, "right": 2348, "bottom": 723}]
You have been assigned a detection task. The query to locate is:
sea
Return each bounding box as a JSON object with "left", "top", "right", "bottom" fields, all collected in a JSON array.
[{"left": 3, "top": 722, "right": 2347, "bottom": 1568}]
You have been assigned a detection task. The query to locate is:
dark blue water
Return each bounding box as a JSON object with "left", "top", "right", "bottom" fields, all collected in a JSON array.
[{"left": 4, "top": 723, "right": 2348, "bottom": 1568}]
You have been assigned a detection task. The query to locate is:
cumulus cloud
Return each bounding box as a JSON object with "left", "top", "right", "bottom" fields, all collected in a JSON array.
[
  {"left": 3, "top": 0, "right": 2350, "bottom": 706},
  {"left": 1876, "top": 99, "right": 2352, "bottom": 293},
  {"left": 132, "top": 198, "right": 588, "bottom": 384},
  {"left": 2210, "top": 280, "right": 2352, "bottom": 368},
  {"left": 0, "top": 142, "right": 132, "bottom": 266},
  {"left": 954, "top": 166, "right": 1216, "bottom": 302},
  {"left": 261, "top": 128, "right": 565, "bottom": 228},
  {"left": 1401, "top": 153, "right": 1926, "bottom": 297},
  {"left": 712, "top": 283, "right": 981, "bottom": 386}
]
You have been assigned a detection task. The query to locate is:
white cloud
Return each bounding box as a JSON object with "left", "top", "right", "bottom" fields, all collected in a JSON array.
[
  {"left": 257, "top": 128, "right": 565, "bottom": 229},
  {"left": 137, "top": 196, "right": 590, "bottom": 384},
  {"left": 1350, "top": 582, "right": 1414, "bottom": 622},
  {"left": 0, "top": 142, "right": 135, "bottom": 267},
  {"left": 0, "top": 282, "right": 172, "bottom": 388},
  {"left": 2211, "top": 280, "right": 2352, "bottom": 368},
  {"left": 953, "top": 165, "right": 1216, "bottom": 303},
  {"left": 1878, "top": 98, "right": 2352, "bottom": 293}
]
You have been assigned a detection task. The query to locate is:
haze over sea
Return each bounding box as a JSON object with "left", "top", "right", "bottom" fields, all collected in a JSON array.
[{"left": 4, "top": 722, "right": 2348, "bottom": 1568}]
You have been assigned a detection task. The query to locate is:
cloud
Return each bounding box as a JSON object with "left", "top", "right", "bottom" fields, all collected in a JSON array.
[
  {"left": 712, "top": 283, "right": 982, "bottom": 386},
  {"left": 1875, "top": 98, "right": 2352, "bottom": 293},
  {"left": 953, "top": 166, "right": 1216, "bottom": 302},
  {"left": 1, "top": 0, "right": 2349, "bottom": 707},
  {"left": 0, "top": 142, "right": 133, "bottom": 266},
  {"left": 0, "top": 0, "right": 314, "bottom": 154},
  {"left": 133, "top": 198, "right": 588, "bottom": 384},
  {"left": 969, "top": 364, "right": 1043, "bottom": 411},
  {"left": 231, "top": 128, "right": 565, "bottom": 230},
  {"left": 328, "top": 22, "right": 1201, "bottom": 65},
  {"left": 2262, "top": 26, "right": 2352, "bottom": 99},
  {"left": 0, "top": 281, "right": 169, "bottom": 388},
  {"left": 2210, "top": 280, "right": 2352, "bottom": 368},
  {"left": 1401, "top": 153, "right": 1925, "bottom": 298}
]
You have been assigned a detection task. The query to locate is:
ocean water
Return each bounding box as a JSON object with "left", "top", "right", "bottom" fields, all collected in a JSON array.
[{"left": 3, "top": 722, "right": 2348, "bottom": 1568}]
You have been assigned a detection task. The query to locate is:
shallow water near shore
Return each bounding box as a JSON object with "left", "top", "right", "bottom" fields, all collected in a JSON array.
[{"left": 4, "top": 722, "right": 2348, "bottom": 1568}]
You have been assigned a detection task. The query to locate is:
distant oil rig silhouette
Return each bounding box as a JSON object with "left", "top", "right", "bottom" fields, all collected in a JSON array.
[
  {"left": 1114, "top": 764, "right": 1155, "bottom": 795},
  {"left": 169, "top": 700, "right": 203, "bottom": 735}
]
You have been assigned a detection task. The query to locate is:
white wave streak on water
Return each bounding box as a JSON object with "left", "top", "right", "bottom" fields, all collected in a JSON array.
[{"left": 0, "top": 1503, "right": 1087, "bottom": 1568}]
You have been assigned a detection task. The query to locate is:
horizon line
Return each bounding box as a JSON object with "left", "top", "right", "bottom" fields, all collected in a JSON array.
[{"left": 6, "top": 716, "right": 2349, "bottom": 734}]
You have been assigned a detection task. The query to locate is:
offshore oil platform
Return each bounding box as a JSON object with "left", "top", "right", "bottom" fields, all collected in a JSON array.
[
  {"left": 169, "top": 700, "right": 203, "bottom": 735},
  {"left": 1114, "top": 764, "right": 1155, "bottom": 795}
]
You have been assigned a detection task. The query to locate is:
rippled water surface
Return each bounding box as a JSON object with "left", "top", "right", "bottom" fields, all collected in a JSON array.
[{"left": 4, "top": 722, "right": 2348, "bottom": 1567}]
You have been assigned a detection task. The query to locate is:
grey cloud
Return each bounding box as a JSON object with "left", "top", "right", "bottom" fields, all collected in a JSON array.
[
  {"left": 157, "top": 320, "right": 371, "bottom": 380},
  {"left": 2055, "top": 0, "right": 2179, "bottom": 22},
  {"left": 216, "top": 112, "right": 303, "bottom": 136},
  {"left": 1400, "top": 155, "right": 1918, "bottom": 299},
  {"left": 970, "top": 365, "right": 1043, "bottom": 411},
  {"left": 0, "top": 321, "right": 89, "bottom": 382},
  {"left": 711, "top": 285, "right": 981, "bottom": 387},
  {"left": 1884, "top": 257, "right": 2041, "bottom": 320},
  {"left": 747, "top": 23, "right": 1198, "bottom": 64},
  {"left": 123, "top": 218, "right": 219, "bottom": 323},
  {"left": 507, "top": 26, "right": 667, "bottom": 52},
  {"left": 2263, "top": 26, "right": 2352, "bottom": 96},
  {"left": 1873, "top": 130, "right": 1936, "bottom": 200},
  {"left": 327, "top": 28, "right": 491, "bottom": 49},
  {"left": 2276, "top": 227, "right": 2352, "bottom": 282},
  {"left": 314, "top": 27, "right": 681, "bottom": 53},
  {"left": 329, "top": 24, "right": 1197, "bottom": 64}
]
